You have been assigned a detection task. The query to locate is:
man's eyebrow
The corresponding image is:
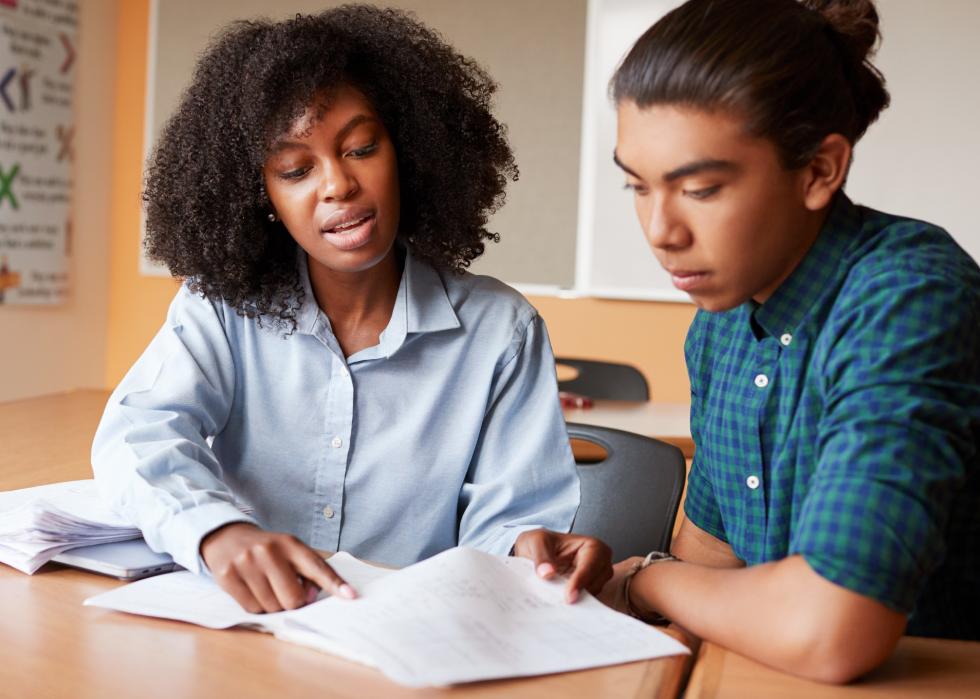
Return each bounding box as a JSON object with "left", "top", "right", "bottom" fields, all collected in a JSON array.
[
  {"left": 663, "top": 159, "right": 738, "bottom": 182},
  {"left": 612, "top": 151, "right": 640, "bottom": 179},
  {"left": 267, "top": 114, "right": 380, "bottom": 154}
]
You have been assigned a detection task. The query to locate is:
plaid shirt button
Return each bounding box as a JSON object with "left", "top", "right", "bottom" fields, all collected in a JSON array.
[{"left": 754, "top": 374, "right": 769, "bottom": 388}]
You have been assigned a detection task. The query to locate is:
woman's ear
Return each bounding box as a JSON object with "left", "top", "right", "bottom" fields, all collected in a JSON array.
[{"left": 802, "top": 134, "right": 851, "bottom": 211}]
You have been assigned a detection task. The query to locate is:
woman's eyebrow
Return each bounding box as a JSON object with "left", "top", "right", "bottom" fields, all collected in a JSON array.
[
  {"left": 335, "top": 114, "right": 380, "bottom": 142},
  {"left": 267, "top": 114, "right": 380, "bottom": 155}
]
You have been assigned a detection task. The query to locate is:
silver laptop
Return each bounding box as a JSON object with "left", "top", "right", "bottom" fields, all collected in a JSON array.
[{"left": 52, "top": 539, "right": 181, "bottom": 580}]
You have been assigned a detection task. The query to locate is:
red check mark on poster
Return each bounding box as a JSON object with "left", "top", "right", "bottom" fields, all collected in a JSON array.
[{"left": 59, "top": 34, "right": 75, "bottom": 74}]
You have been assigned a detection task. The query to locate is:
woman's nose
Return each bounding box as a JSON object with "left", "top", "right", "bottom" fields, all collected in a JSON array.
[{"left": 318, "top": 160, "right": 359, "bottom": 201}]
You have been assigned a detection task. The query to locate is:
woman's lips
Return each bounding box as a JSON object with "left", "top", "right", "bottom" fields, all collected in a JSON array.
[
  {"left": 669, "top": 270, "right": 710, "bottom": 292},
  {"left": 320, "top": 214, "right": 376, "bottom": 251}
]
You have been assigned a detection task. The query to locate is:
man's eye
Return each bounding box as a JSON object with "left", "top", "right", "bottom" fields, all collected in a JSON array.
[
  {"left": 623, "top": 182, "right": 648, "bottom": 195},
  {"left": 684, "top": 185, "right": 721, "bottom": 200},
  {"left": 348, "top": 142, "right": 378, "bottom": 158}
]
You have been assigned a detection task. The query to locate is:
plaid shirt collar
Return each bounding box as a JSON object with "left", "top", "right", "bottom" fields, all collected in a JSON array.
[{"left": 749, "top": 193, "right": 863, "bottom": 341}]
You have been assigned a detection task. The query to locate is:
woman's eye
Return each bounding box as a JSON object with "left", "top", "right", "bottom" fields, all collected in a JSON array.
[
  {"left": 347, "top": 142, "right": 378, "bottom": 158},
  {"left": 278, "top": 166, "right": 310, "bottom": 181},
  {"left": 683, "top": 185, "right": 721, "bottom": 200},
  {"left": 623, "top": 182, "right": 648, "bottom": 195}
]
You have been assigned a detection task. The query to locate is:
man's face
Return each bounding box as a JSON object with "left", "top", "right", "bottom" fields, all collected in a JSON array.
[{"left": 615, "top": 102, "right": 815, "bottom": 312}]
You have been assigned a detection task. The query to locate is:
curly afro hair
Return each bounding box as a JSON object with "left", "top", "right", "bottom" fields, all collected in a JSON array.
[{"left": 143, "top": 4, "right": 518, "bottom": 329}]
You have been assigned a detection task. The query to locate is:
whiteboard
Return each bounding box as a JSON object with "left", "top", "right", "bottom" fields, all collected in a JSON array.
[
  {"left": 575, "top": 0, "right": 686, "bottom": 302},
  {"left": 575, "top": 0, "right": 980, "bottom": 303}
]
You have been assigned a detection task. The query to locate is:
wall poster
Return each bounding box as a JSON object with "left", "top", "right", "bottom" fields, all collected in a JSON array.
[{"left": 0, "top": 0, "right": 76, "bottom": 305}]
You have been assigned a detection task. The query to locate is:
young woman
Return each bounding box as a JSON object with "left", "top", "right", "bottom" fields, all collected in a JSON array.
[
  {"left": 599, "top": 0, "right": 979, "bottom": 683},
  {"left": 92, "top": 6, "right": 610, "bottom": 614}
]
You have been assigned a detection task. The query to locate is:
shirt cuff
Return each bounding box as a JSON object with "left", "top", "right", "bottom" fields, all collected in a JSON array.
[{"left": 151, "top": 501, "right": 257, "bottom": 574}]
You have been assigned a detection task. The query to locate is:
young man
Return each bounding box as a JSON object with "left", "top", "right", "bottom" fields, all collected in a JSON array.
[{"left": 600, "top": 0, "right": 979, "bottom": 683}]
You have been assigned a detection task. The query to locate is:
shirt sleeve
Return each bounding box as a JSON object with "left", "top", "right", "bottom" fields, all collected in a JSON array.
[
  {"left": 681, "top": 311, "right": 728, "bottom": 542},
  {"left": 456, "top": 311, "right": 580, "bottom": 556},
  {"left": 790, "top": 263, "right": 980, "bottom": 613},
  {"left": 91, "top": 285, "right": 256, "bottom": 573}
]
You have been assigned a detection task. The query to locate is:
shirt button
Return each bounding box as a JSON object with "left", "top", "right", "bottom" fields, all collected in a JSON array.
[
  {"left": 780, "top": 333, "right": 793, "bottom": 346},
  {"left": 746, "top": 475, "right": 760, "bottom": 490},
  {"left": 322, "top": 505, "right": 335, "bottom": 519},
  {"left": 754, "top": 374, "right": 769, "bottom": 388},
  {"left": 330, "top": 436, "right": 343, "bottom": 448}
]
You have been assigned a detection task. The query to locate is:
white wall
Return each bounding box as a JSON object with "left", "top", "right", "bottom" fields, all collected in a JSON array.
[
  {"left": 0, "top": 0, "right": 117, "bottom": 402},
  {"left": 847, "top": 0, "right": 980, "bottom": 264}
]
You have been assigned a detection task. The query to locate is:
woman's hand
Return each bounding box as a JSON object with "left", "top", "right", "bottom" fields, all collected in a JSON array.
[
  {"left": 200, "top": 522, "right": 356, "bottom": 613},
  {"left": 596, "top": 556, "right": 643, "bottom": 614},
  {"left": 512, "top": 529, "right": 613, "bottom": 603}
]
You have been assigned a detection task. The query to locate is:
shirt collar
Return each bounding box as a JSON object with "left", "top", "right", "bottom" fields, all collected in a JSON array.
[
  {"left": 294, "top": 246, "right": 460, "bottom": 353},
  {"left": 751, "top": 193, "right": 862, "bottom": 340}
]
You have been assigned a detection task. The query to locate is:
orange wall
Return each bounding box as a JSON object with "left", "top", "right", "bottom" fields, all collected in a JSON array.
[
  {"left": 105, "top": 0, "right": 695, "bottom": 402},
  {"left": 529, "top": 295, "right": 694, "bottom": 402},
  {"left": 105, "top": 0, "right": 179, "bottom": 388}
]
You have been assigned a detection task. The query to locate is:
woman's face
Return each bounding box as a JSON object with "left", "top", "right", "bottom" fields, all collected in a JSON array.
[
  {"left": 263, "top": 86, "right": 400, "bottom": 277},
  {"left": 614, "top": 102, "right": 816, "bottom": 312}
]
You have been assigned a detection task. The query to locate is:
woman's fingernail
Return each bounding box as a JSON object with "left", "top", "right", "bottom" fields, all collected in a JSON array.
[
  {"left": 306, "top": 586, "right": 319, "bottom": 604},
  {"left": 339, "top": 584, "right": 357, "bottom": 599},
  {"left": 537, "top": 562, "right": 556, "bottom": 578},
  {"left": 566, "top": 588, "right": 579, "bottom": 604}
]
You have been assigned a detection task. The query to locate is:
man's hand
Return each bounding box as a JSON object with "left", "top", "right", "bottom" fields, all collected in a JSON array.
[
  {"left": 512, "top": 529, "right": 613, "bottom": 603},
  {"left": 200, "top": 522, "right": 356, "bottom": 613},
  {"left": 596, "top": 556, "right": 643, "bottom": 614}
]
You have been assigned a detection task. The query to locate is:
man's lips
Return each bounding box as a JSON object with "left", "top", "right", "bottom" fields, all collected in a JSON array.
[{"left": 665, "top": 268, "right": 710, "bottom": 292}]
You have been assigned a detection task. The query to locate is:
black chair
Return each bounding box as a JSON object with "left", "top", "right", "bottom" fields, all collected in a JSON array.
[
  {"left": 556, "top": 357, "right": 649, "bottom": 401},
  {"left": 567, "top": 423, "right": 685, "bottom": 559}
]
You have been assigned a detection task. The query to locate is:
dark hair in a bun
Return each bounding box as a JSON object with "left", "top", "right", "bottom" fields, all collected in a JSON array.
[{"left": 612, "top": 0, "right": 890, "bottom": 169}]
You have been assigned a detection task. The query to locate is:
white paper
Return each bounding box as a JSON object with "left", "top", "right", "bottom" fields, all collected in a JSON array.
[
  {"left": 84, "top": 552, "right": 390, "bottom": 622},
  {"left": 85, "top": 547, "right": 688, "bottom": 687},
  {"left": 84, "top": 551, "right": 393, "bottom": 668},
  {"left": 0, "top": 480, "right": 251, "bottom": 574},
  {"left": 285, "top": 548, "right": 689, "bottom": 686},
  {"left": 0, "top": 480, "right": 141, "bottom": 573}
]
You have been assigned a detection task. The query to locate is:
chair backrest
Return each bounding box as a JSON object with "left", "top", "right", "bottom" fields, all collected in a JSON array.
[
  {"left": 556, "top": 357, "right": 649, "bottom": 401},
  {"left": 567, "top": 422, "right": 685, "bottom": 559}
]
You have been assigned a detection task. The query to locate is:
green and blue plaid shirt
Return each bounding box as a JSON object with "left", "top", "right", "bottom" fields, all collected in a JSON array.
[{"left": 684, "top": 193, "right": 980, "bottom": 640}]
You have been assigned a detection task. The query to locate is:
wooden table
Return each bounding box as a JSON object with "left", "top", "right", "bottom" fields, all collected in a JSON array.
[
  {"left": 0, "top": 390, "right": 692, "bottom": 699},
  {"left": 563, "top": 400, "right": 694, "bottom": 459},
  {"left": 686, "top": 639, "right": 980, "bottom": 699}
]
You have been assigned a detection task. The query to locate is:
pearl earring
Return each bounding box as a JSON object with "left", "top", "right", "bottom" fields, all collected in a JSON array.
[{"left": 267, "top": 212, "right": 277, "bottom": 222}]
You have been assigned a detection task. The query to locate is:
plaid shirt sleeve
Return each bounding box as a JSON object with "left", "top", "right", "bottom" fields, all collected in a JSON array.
[
  {"left": 790, "top": 258, "right": 980, "bottom": 613},
  {"left": 682, "top": 312, "right": 729, "bottom": 542}
]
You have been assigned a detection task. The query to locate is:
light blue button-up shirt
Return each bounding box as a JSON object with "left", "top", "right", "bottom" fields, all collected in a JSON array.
[{"left": 91, "top": 251, "right": 579, "bottom": 573}]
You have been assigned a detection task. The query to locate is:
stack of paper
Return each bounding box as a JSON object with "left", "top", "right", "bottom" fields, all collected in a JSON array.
[
  {"left": 86, "top": 547, "right": 690, "bottom": 687},
  {"left": 0, "top": 480, "right": 141, "bottom": 574}
]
